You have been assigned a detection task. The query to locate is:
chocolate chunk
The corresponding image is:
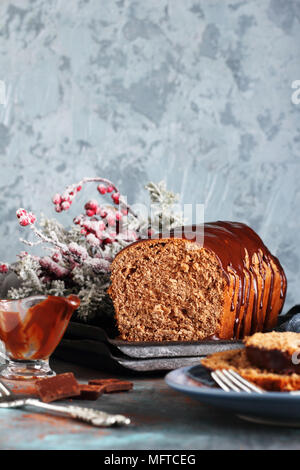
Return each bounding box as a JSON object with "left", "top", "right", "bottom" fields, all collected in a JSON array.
[
  {"left": 104, "top": 381, "right": 133, "bottom": 393},
  {"left": 74, "top": 384, "right": 104, "bottom": 400},
  {"left": 36, "top": 372, "right": 80, "bottom": 403},
  {"left": 88, "top": 378, "right": 133, "bottom": 393}
]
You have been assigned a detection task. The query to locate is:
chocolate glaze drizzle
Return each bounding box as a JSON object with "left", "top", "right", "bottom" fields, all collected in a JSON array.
[{"left": 165, "top": 222, "right": 286, "bottom": 339}]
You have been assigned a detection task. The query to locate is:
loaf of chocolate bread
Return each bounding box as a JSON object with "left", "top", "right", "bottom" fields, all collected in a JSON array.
[{"left": 109, "top": 222, "right": 286, "bottom": 342}]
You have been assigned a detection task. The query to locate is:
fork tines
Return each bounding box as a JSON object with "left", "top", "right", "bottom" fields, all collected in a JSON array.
[{"left": 211, "top": 369, "right": 265, "bottom": 394}]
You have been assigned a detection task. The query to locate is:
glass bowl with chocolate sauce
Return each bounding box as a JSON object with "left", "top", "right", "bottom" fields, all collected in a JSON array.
[{"left": 0, "top": 294, "right": 80, "bottom": 380}]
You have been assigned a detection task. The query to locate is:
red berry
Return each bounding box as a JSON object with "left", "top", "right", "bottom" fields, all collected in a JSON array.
[
  {"left": 17, "top": 209, "right": 36, "bottom": 226},
  {"left": 16, "top": 208, "right": 26, "bottom": 219},
  {"left": 19, "top": 217, "right": 30, "bottom": 226},
  {"left": 111, "top": 192, "right": 120, "bottom": 204},
  {"left": 52, "top": 252, "right": 61, "bottom": 262},
  {"left": 86, "top": 209, "right": 95, "bottom": 217},
  {"left": 52, "top": 194, "right": 62, "bottom": 205},
  {"left": 0, "top": 264, "right": 8, "bottom": 273},
  {"left": 77, "top": 185, "right": 82, "bottom": 192},
  {"left": 85, "top": 200, "right": 98, "bottom": 211},
  {"left": 61, "top": 201, "right": 71, "bottom": 210},
  {"left": 97, "top": 185, "right": 107, "bottom": 195},
  {"left": 115, "top": 211, "right": 122, "bottom": 221},
  {"left": 55, "top": 204, "right": 62, "bottom": 213},
  {"left": 106, "top": 185, "right": 114, "bottom": 193}
]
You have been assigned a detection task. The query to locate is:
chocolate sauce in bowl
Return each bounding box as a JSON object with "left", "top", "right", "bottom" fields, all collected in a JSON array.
[{"left": 0, "top": 295, "right": 80, "bottom": 360}]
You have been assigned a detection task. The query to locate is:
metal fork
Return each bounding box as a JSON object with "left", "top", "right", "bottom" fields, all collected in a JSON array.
[
  {"left": 0, "top": 379, "right": 131, "bottom": 427},
  {"left": 211, "top": 369, "right": 265, "bottom": 394}
]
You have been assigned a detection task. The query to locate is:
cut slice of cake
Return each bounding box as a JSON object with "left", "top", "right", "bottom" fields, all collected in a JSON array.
[
  {"left": 202, "top": 332, "right": 300, "bottom": 392},
  {"left": 201, "top": 349, "right": 300, "bottom": 392},
  {"left": 244, "top": 331, "right": 300, "bottom": 374}
]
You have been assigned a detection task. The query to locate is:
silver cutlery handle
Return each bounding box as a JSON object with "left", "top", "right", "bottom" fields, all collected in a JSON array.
[{"left": 25, "top": 398, "right": 131, "bottom": 427}]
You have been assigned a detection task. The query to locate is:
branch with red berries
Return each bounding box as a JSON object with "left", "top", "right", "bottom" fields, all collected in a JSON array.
[
  {"left": 52, "top": 176, "right": 136, "bottom": 216},
  {"left": 2, "top": 178, "right": 184, "bottom": 322},
  {"left": 51, "top": 176, "right": 141, "bottom": 249}
]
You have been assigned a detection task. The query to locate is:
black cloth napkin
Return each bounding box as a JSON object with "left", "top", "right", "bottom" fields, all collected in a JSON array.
[{"left": 275, "top": 305, "right": 300, "bottom": 332}]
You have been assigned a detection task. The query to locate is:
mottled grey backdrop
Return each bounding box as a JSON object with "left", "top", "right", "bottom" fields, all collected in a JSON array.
[{"left": 0, "top": 0, "right": 299, "bottom": 310}]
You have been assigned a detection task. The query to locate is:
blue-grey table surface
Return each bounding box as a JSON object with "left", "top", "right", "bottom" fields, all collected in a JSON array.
[{"left": 1, "top": 358, "right": 300, "bottom": 450}]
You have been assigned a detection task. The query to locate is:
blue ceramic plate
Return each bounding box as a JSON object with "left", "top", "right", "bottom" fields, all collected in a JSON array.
[{"left": 165, "top": 364, "right": 300, "bottom": 426}]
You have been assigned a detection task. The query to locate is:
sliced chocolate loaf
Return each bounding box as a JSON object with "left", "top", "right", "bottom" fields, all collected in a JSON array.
[{"left": 109, "top": 222, "right": 287, "bottom": 342}]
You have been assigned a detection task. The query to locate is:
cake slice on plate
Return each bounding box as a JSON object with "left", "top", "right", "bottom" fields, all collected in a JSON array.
[{"left": 202, "top": 332, "right": 300, "bottom": 392}]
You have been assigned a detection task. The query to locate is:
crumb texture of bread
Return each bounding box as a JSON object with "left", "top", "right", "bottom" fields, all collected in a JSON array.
[
  {"left": 109, "top": 222, "right": 287, "bottom": 342},
  {"left": 109, "top": 239, "right": 225, "bottom": 341},
  {"left": 202, "top": 349, "right": 300, "bottom": 392}
]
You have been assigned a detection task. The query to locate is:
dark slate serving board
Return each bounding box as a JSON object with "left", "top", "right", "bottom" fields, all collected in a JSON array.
[
  {"left": 62, "top": 321, "right": 243, "bottom": 358},
  {"left": 54, "top": 337, "right": 207, "bottom": 373},
  {"left": 53, "top": 321, "right": 243, "bottom": 372}
]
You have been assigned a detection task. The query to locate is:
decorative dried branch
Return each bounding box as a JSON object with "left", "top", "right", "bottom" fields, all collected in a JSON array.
[{"left": 2, "top": 177, "right": 184, "bottom": 322}]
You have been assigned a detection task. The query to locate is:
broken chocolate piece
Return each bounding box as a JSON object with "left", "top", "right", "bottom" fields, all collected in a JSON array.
[
  {"left": 104, "top": 381, "right": 133, "bottom": 393},
  {"left": 88, "top": 378, "right": 133, "bottom": 393},
  {"left": 36, "top": 372, "right": 80, "bottom": 403},
  {"left": 74, "top": 384, "right": 104, "bottom": 400}
]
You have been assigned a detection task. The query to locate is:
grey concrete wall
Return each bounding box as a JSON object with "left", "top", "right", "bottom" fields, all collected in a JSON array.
[{"left": 0, "top": 0, "right": 299, "bottom": 310}]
